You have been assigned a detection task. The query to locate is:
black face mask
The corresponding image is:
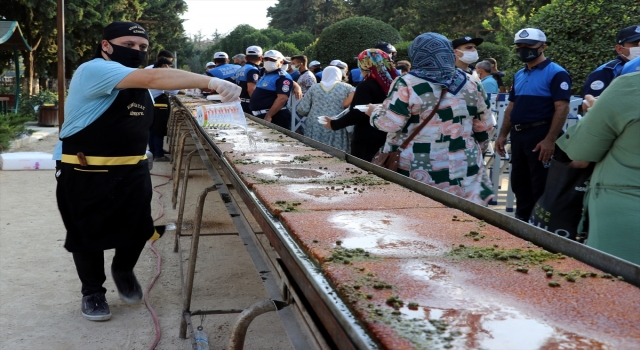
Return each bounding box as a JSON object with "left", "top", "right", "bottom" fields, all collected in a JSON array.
[
  {"left": 516, "top": 45, "right": 543, "bottom": 62},
  {"left": 105, "top": 43, "right": 147, "bottom": 68}
]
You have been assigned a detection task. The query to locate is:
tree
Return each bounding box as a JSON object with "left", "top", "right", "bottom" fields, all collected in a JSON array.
[
  {"left": 527, "top": 0, "right": 640, "bottom": 93},
  {"left": 313, "top": 17, "right": 401, "bottom": 66},
  {"left": 267, "top": 0, "right": 353, "bottom": 35},
  {"left": 284, "top": 30, "right": 315, "bottom": 51}
]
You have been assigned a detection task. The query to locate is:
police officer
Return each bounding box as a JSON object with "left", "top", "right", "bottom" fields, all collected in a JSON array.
[
  {"left": 309, "top": 60, "right": 323, "bottom": 81},
  {"left": 495, "top": 28, "right": 572, "bottom": 221},
  {"left": 582, "top": 25, "right": 640, "bottom": 97},
  {"left": 207, "top": 52, "right": 241, "bottom": 83},
  {"left": 374, "top": 42, "right": 397, "bottom": 62},
  {"left": 235, "top": 45, "right": 263, "bottom": 114},
  {"left": 349, "top": 57, "right": 364, "bottom": 87},
  {"left": 250, "top": 50, "right": 294, "bottom": 130},
  {"left": 54, "top": 21, "right": 240, "bottom": 321},
  {"left": 232, "top": 53, "right": 246, "bottom": 66}
]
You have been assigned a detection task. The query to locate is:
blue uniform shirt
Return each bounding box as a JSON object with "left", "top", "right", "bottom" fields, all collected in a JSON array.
[
  {"left": 235, "top": 62, "right": 261, "bottom": 100},
  {"left": 53, "top": 59, "right": 136, "bottom": 159},
  {"left": 581, "top": 56, "right": 625, "bottom": 97},
  {"left": 621, "top": 56, "right": 640, "bottom": 76},
  {"left": 207, "top": 63, "right": 242, "bottom": 82},
  {"left": 249, "top": 70, "right": 293, "bottom": 111},
  {"left": 315, "top": 71, "right": 323, "bottom": 81},
  {"left": 508, "top": 59, "right": 572, "bottom": 125},
  {"left": 350, "top": 68, "right": 363, "bottom": 83},
  {"left": 289, "top": 70, "right": 300, "bottom": 82}
]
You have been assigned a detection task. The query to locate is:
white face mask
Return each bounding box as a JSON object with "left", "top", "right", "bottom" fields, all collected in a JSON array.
[
  {"left": 292, "top": 64, "right": 300, "bottom": 71},
  {"left": 281, "top": 64, "right": 289, "bottom": 71},
  {"left": 624, "top": 47, "right": 640, "bottom": 61},
  {"left": 457, "top": 50, "right": 479, "bottom": 64},
  {"left": 264, "top": 61, "right": 279, "bottom": 72}
]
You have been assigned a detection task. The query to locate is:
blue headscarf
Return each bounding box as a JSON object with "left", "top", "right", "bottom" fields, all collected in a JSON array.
[{"left": 408, "top": 32, "right": 468, "bottom": 95}]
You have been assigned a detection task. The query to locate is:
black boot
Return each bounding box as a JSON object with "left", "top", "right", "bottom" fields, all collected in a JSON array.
[{"left": 111, "top": 268, "right": 143, "bottom": 304}]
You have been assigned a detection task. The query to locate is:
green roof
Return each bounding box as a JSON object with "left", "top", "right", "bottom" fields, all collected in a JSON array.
[{"left": 0, "top": 21, "right": 33, "bottom": 51}]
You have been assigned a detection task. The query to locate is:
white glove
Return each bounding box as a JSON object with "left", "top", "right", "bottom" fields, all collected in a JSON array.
[
  {"left": 317, "top": 116, "right": 329, "bottom": 125},
  {"left": 208, "top": 78, "right": 241, "bottom": 102}
]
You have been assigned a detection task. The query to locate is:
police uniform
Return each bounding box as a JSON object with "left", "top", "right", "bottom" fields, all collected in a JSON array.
[
  {"left": 208, "top": 63, "right": 242, "bottom": 83},
  {"left": 289, "top": 70, "right": 301, "bottom": 82},
  {"left": 349, "top": 68, "right": 363, "bottom": 87},
  {"left": 235, "top": 62, "right": 261, "bottom": 114},
  {"left": 250, "top": 69, "right": 293, "bottom": 130},
  {"left": 621, "top": 56, "right": 640, "bottom": 75},
  {"left": 581, "top": 56, "right": 625, "bottom": 97},
  {"left": 509, "top": 58, "right": 572, "bottom": 220}
]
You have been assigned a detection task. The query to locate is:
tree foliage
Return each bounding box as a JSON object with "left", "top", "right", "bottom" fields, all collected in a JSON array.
[
  {"left": 1, "top": 0, "right": 191, "bottom": 92},
  {"left": 267, "top": 0, "right": 353, "bottom": 35},
  {"left": 527, "top": 0, "right": 640, "bottom": 93},
  {"left": 313, "top": 17, "right": 401, "bottom": 65},
  {"left": 270, "top": 42, "right": 300, "bottom": 57}
]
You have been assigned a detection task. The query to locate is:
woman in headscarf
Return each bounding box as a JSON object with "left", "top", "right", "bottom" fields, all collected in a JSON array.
[
  {"left": 368, "top": 33, "right": 495, "bottom": 205},
  {"left": 296, "top": 66, "right": 355, "bottom": 151},
  {"left": 322, "top": 49, "right": 399, "bottom": 161}
]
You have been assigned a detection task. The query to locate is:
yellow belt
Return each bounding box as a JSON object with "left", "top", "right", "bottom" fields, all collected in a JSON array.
[
  {"left": 61, "top": 154, "right": 147, "bottom": 166},
  {"left": 154, "top": 104, "right": 168, "bottom": 107}
]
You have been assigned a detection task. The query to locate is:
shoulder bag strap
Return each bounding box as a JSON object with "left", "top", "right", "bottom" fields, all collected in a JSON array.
[{"left": 398, "top": 88, "right": 448, "bottom": 151}]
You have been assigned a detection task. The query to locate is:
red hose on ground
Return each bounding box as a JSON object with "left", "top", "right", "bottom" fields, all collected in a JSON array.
[{"left": 146, "top": 173, "right": 172, "bottom": 350}]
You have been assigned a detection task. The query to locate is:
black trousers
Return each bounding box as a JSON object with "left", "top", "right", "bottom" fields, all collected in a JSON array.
[
  {"left": 510, "top": 125, "right": 552, "bottom": 220},
  {"left": 72, "top": 240, "right": 147, "bottom": 296},
  {"left": 240, "top": 101, "right": 252, "bottom": 114},
  {"left": 255, "top": 109, "right": 292, "bottom": 131}
]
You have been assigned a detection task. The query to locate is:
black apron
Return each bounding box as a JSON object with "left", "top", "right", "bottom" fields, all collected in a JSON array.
[
  {"left": 57, "top": 88, "right": 155, "bottom": 252},
  {"left": 151, "top": 93, "right": 171, "bottom": 136}
]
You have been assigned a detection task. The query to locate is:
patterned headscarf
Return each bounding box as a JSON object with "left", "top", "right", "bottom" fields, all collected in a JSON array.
[
  {"left": 408, "top": 32, "right": 467, "bottom": 95},
  {"left": 357, "top": 49, "right": 398, "bottom": 94}
]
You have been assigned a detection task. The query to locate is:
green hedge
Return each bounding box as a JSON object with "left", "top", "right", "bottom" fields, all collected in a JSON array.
[
  {"left": 394, "top": 41, "right": 412, "bottom": 63},
  {"left": 18, "top": 90, "right": 58, "bottom": 119},
  {"left": 476, "top": 41, "right": 520, "bottom": 87},
  {"left": 528, "top": 0, "right": 640, "bottom": 94},
  {"left": 313, "top": 17, "right": 402, "bottom": 66},
  {"left": 270, "top": 42, "right": 301, "bottom": 57}
]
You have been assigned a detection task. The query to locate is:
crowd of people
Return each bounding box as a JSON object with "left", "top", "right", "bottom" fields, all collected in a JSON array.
[
  {"left": 55, "top": 20, "right": 639, "bottom": 322},
  {"left": 190, "top": 25, "right": 639, "bottom": 265}
]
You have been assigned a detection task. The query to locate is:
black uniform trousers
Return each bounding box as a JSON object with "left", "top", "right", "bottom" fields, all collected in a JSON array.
[
  {"left": 509, "top": 125, "right": 552, "bottom": 221},
  {"left": 72, "top": 240, "right": 147, "bottom": 296},
  {"left": 255, "top": 109, "right": 292, "bottom": 131}
]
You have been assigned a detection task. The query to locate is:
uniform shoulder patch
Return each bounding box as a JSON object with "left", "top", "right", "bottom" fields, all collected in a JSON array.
[
  {"left": 560, "top": 82, "right": 569, "bottom": 90},
  {"left": 590, "top": 80, "right": 604, "bottom": 91},
  {"left": 253, "top": 74, "right": 259, "bottom": 81},
  {"left": 283, "top": 80, "right": 291, "bottom": 85}
]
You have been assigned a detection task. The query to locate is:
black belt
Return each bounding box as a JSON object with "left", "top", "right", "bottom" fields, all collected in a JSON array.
[{"left": 512, "top": 120, "right": 549, "bottom": 131}]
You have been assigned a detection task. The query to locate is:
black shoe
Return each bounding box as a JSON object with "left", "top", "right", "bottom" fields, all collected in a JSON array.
[
  {"left": 162, "top": 149, "right": 170, "bottom": 154},
  {"left": 154, "top": 156, "right": 170, "bottom": 162},
  {"left": 111, "top": 268, "right": 143, "bottom": 304},
  {"left": 81, "top": 293, "right": 112, "bottom": 321}
]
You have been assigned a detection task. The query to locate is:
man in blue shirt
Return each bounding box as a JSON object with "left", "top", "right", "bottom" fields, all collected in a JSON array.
[
  {"left": 496, "top": 28, "right": 571, "bottom": 221},
  {"left": 621, "top": 56, "right": 640, "bottom": 75},
  {"left": 309, "top": 60, "right": 323, "bottom": 81},
  {"left": 206, "top": 52, "right": 241, "bottom": 83},
  {"left": 250, "top": 50, "right": 294, "bottom": 131},
  {"left": 582, "top": 25, "right": 640, "bottom": 97},
  {"left": 235, "top": 45, "right": 263, "bottom": 114},
  {"left": 476, "top": 61, "right": 499, "bottom": 94},
  {"left": 55, "top": 21, "right": 240, "bottom": 322}
]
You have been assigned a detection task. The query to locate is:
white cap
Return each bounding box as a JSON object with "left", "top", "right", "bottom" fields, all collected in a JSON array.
[
  {"left": 263, "top": 50, "right": 284, "bottom": 60},
  {"left": 330, "top": 60, "right": 348, "bottom": 69},
  {"left": 514, "top": 28, "right": 547, "bottom": 45},
  {"left": 205, "top": 62, "right": 215, "bottom": 68},
  {"left": 213, "top": 52, "right": 228, "bottom": 59},
  {"left": 246, "top": 45, "right": 263, "bottom": 56},
  {"left": 309, "top": 60, "right": 321, "bottom": 67}
]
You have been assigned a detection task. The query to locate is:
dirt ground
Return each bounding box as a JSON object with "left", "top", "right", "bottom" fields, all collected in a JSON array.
[{"left": 0, "top": 134, "right": 293, "bottom": 349}]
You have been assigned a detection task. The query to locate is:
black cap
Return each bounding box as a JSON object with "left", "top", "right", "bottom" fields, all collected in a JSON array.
[
  {"left": 374, "top": 42, "right": 397, "bottom": 54},
  {"left": 451, "top": 36, "right": 484, "bottom": 49},
  {"left": 617, "top": 25, "right": 640, "bottom": 44},
  {"left": 103, "top": 22, "right": 149, "bottom": 41}
]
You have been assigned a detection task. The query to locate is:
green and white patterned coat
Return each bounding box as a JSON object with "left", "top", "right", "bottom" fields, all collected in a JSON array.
[{"left": 371, "top": 74, "right": 495, "bottom": 205}]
